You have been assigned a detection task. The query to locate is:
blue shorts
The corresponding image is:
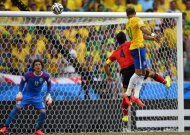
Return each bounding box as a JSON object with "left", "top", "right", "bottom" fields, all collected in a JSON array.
[
  {"left": 17, "top": 99, "right": 45, "bottom": 110},
  {"left": 130, "top": 48, "right": 147, "bottom": 69}
]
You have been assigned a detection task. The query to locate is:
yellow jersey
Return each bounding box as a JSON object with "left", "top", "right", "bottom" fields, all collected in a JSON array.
[
  {"left": 164, "top": 26, "right": 177, "bottom": 49},
  {"left": 126, "top": 17, "right": 145, "bottom": 50}
]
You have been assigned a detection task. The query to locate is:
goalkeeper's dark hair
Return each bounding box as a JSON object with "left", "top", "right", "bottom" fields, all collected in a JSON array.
[
  {"left": 32, "top": 59, "right": 44, "bottom": 69},
  {"left": 116, "top": 31, "right": 126, "bottom": 45}
]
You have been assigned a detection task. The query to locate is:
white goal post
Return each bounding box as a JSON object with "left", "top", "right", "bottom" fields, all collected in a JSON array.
[{"left": 0, "top": 11, "right": 184, "bottom": 133}]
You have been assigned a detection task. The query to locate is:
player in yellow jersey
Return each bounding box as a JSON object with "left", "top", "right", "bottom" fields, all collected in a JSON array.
[{"left": 123, "top": 6, "right": 170, "bottom": 107}]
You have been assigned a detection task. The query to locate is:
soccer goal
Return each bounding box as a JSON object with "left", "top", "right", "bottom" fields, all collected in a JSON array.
[{"left": 0, "top": 11, "right": 184, "bottom": 134}]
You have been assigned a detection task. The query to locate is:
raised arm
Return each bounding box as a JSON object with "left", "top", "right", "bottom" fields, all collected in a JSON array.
[
  {"left": 141, "top": 26, "right": 160, "bottom": 43},
  {"left": 143, "top": 34, "right": 154, "bottom": 40},
  {"left": 140, "top": 26, "right": 153, "bottom": 36}
]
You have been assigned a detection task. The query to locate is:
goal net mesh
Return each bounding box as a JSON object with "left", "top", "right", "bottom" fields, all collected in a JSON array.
[{"left": 0, "top": 15, "right": 178, "bottom": 133}]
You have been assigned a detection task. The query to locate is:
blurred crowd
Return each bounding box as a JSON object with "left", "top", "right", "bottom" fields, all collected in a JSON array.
[{"left": 0, "top": 0, "right": 190, "bottom": 81}]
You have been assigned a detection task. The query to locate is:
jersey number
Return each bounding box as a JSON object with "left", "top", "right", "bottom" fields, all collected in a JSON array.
[
  {"left": 120, "top": 49, "right": 125, "bottom": 58},
  {"left": 126, "top": 27, "right": 132, "bottom": 40},
  {"left": 35, "top": 81, "right": 39, "bottom": 86}
]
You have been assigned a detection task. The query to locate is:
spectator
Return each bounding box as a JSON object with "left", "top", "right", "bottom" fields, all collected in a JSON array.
[
  {"left": 90, "top": 0, "right": 106, "bottom": 12},
  {"left": 66, "top": 0, "right": 83, "bottom": 11},
  {"left": 78, "top": 0, "right": 93, "bottom": 12},
  {"left": 184, "top": 35, "right": 190, "bottom": 80},
  {"left": 127, "top": 0, "right": 143, "bottom": 12},
  {"left": 0, "top": 4, "right": 5, "bottom": 11},
  {"left": 158, "top": 0, "right": 170, "bottom": 12},
  {"left": 162, "top": 18, "right": 177, "bottom": 67},
  {"left": 21, "top": 27, "right": 32, "bottom": 44},
  {"left": 29, "top": 3, "right": 37, "bottom": 11},
  {"left": 183, "top": 0, "right": 190, "bottom": 22},
  {"left": 112, "top": 0, "right": 125, "bottom": 12},
  {"left": 25, "top": 44, "right": 41, "bottom": 71},
  {"left": 78, "top": 26, "right": 89, "bottom": 42},
  {"left": 152, "top": 0, "right": 162, "bottom": 12},
  {"left": 104, "top": 0, "right": 115, "bottom": 9},
  {"left": 63, "top": 26, "right": 78, "bottom": 43},
  {"left": 34, "top": 29, "right": 48, "bottom": 54},
  {"left": 62, "top": 40, "right": 76, "bottom": 73},
  {"left": 75, "top": 34, "right": 87, "bottom": 64},
  {"left": 97, "top": 3, "right": 106, "bottom": 12},
  {"left": 46, "top": 4, "right": 52, "bottom": 11},
  {"left": 45, "top": 47, "right": 63, "bottom": 77},
  {"left": 11, "top": 38, "right": 28, "bottom": 75},
  {"left": 62, "top": 0, "right": 71, "bottom": 11},
  {"left": 5, "top": 0, "right": 19, "bottom": 11},
  {"left": 0, "top": 39, "right": 12, "bottom": 73},
  {"left": 35, "top": 0, "right": 46, "bottom": 11},
  {"left": 167, "top": 0, "right": 181, "bottom": 13},
  {"left": 176, "top": 0, "right": 186, "bottom": 11}
]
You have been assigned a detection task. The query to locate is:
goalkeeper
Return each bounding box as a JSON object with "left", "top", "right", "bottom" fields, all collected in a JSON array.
[
  {"left": 104, "top": 31, "right": 170, "bottom": 122},
  {"left": 0, "top": 59, "right": 52, "bottom": 135}
]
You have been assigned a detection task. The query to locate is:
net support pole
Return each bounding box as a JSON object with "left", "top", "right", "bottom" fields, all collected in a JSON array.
[{"left": 176, "top": 13, "right": 184, "bottom": 132}]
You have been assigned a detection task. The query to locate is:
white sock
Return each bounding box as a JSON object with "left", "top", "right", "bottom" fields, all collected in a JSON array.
[
  {"left": 134, "top": 76, "right": 144, "bottom": 98},
  {"left": 125, "top": 73, "right": 140, "bottom": 96}
]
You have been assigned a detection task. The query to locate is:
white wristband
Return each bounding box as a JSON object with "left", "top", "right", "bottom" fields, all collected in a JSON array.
[{"left": 151, "top": 33, "right": 156, "bottom": 37}]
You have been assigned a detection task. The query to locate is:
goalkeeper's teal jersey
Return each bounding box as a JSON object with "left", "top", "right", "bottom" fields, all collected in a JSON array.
[{"left": 19, "top": 71, "right": 51, "bottom": 101}]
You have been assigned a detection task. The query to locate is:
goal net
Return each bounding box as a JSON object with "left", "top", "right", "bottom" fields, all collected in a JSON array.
[{"left": 0, "top": 12, "right": 184, "bottom": 134}]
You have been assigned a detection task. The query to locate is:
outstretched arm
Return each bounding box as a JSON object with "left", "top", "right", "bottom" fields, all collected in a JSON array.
[
  {"left": 143, "top": 34, "right": 154, "bottom": 40},
  {"left": 141, "top": 26, "right": 160, "bottom": 43},
  {"left": 140, "top": 26, "right": 152, "bottom": 36}
]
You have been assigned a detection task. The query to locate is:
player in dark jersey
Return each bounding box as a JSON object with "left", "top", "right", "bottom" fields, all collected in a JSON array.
[
  {"left": 104, "top": 31, "right": 171, "bottom": 122},
  {"left": 104, "top": 31, "right": 134, "bottom": 122},
  {"left": 0, "top": 59, "right": 52, "bottom": 135}
]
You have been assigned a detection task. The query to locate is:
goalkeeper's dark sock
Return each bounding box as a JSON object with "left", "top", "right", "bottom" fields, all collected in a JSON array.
[
  {"left": 35, "top": 112, "right": 46, "bottom": 130},
  {"left": 5, "top": 107, "right": 20, "bottom": 127},
  {"left": 153, "top": 73, "right": 166, "bottom": 84}
]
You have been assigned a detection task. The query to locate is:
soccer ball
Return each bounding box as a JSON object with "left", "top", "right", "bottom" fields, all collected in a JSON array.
[{"left": 52, "top": 3, "right": 63, "bottom": 15}]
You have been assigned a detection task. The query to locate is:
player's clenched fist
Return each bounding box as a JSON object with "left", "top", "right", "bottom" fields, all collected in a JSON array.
[
  {"left": 45, "top": 93, "right": 52, "bottom": 106},
  {"left": 16, "top": 91, "right": 23, "bottom": 101}
]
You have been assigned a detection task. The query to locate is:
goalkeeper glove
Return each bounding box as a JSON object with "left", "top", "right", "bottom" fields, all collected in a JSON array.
[
  {"left": 45, "top": 93, "right": 52, "bottom": 106},
  {"left": 16, "top": 91, "right": 23, "bottom": 101}
]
